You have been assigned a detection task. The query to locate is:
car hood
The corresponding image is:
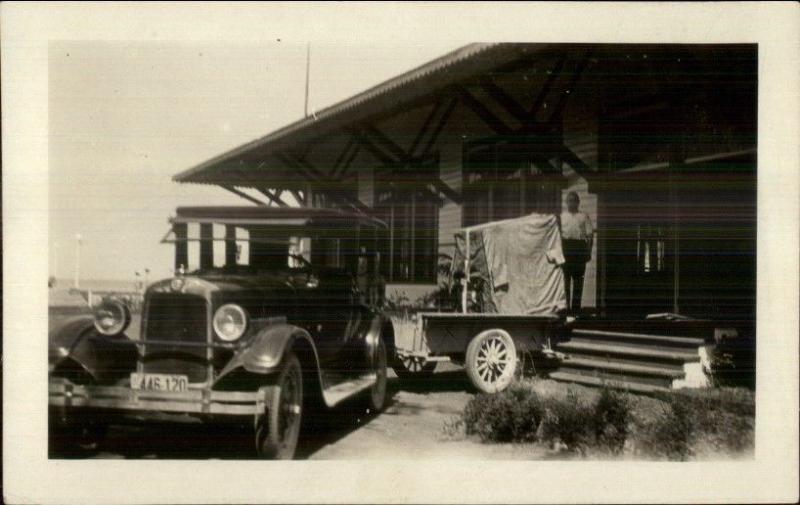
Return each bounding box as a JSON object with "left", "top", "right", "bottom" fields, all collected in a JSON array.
[{"left": 147, "top": 273, "right": 296, "bottom": 298}]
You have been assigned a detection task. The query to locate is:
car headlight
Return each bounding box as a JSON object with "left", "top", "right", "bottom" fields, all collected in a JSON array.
[
  {"left": 213, "top": 304, "right": 248, "bottom": 342},
  {"left": 93, "top": 298, "right": 131, "bottom": 336}
]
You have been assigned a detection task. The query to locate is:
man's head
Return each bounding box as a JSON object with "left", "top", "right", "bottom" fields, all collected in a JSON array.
[{"left": 566, "top": 191, "right": 580, "bottom": 213}]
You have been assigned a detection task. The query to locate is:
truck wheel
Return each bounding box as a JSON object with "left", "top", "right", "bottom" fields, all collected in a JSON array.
[
  {"left": 368, "top": 336, "right": 388, "bottom": 411},
  {"left": 392, "top": 355, "right": 437, "bottom": 380},
  {"left": 465, "top": 329, "right": 517, "bottom": 394},
  {"left": 255, "top": 352, "right": 303, "bottom": 460}
]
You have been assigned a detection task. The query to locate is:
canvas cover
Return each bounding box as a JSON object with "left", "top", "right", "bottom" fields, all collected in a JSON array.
[{"left": 452, "top": 213, "right": 567, "bottom": 315}]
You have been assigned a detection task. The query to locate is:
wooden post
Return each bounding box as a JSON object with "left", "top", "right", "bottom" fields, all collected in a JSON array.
[
  {"left": 174, "top": 223, "right": 188, "bottom": 272},
  {"left": 225, "top": 225, "right": 237, "bottom": 266},
  {"left": 200, "top": 223, "right": 213, "bottom": 270},
  {"left": 669, "top": 164, "right": 680, "bottom": 315},
  {"left": 462, "top": 229, "right": 470, "bottom": 314}
]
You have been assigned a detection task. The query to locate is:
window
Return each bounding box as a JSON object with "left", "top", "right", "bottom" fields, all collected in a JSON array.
[
  {"left": 374, "top": 159, "right": 440, "bottom": 283},
  {"left": 636, "top": 224, "right": 668, "bottom": 274},
  {"left": 463, "top": 138, "right": 562, "bottom": 227}
]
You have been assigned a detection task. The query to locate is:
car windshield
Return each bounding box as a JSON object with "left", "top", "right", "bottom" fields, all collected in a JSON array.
[{"left": 165, "top": 213, "right": 383, "bottom": 276}]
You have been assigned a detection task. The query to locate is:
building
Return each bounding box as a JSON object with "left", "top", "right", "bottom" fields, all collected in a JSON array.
[{"left": 174, "top": 43, "right": 756, "bottom": 331}]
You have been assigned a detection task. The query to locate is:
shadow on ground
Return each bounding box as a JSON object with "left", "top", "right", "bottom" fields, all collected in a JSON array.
[
  {"left": 50, "top": 378, "right": 412, "bottom": 460},
  {"left": 393, "top": 369, "right": 473, "bottom": 394}
]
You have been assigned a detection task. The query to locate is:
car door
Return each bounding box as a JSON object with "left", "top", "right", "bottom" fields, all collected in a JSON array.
[{"left": 296, "top": 233, "right": 352, "bottom": 363}]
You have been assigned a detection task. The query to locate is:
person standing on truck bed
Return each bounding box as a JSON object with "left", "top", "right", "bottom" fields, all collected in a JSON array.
[{"left": 560, "top": 191, "right": 593, "bottom": 314}]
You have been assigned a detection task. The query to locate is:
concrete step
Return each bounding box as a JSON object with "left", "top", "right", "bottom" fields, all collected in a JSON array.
[
  {"left": 563, "top": 357, "right": 685, "bottom": 379},
  {"left": 549, "top": 371, "right": 670, "bottom": 393},
  {"left": 566, "top": 337, "right": 700, "bottom": 356},
  {"left": 570, "top": 329, "right": 705, "bottom": 348},
  {"left": 557, "top": 365, "right": 676, "bottom": 389},
  {"left": 557, "top": 340, "right": 700, "bottom": 363},
  {"left": 568, "top": 319, "right": 720, "bottom": 340},
  {"left": 557, "top": 350, "right": 686, "bottom": 371}
]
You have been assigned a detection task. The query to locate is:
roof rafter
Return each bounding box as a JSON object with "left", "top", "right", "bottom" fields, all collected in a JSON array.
[{"left": 222, "top": 185, "right": 269, "bottom": 206}]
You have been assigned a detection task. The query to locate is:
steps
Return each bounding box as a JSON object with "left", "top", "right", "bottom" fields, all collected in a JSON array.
[
  {"left": 552, "top": 323, "right": 714, "bottom": 391},
  {"left": 548, "top": 371, "right": 669, "bottom": 393}
]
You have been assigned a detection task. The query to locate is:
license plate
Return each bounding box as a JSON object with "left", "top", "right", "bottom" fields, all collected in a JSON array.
[{"left": 130, "top": 373, "right": 188, "bottom": 392}]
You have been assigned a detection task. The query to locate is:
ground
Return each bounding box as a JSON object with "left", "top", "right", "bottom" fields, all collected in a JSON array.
[{"left": 70, "top": 363, "right": 545, "bottom": 460}]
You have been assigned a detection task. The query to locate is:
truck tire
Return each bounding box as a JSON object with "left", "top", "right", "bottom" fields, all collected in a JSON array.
[
  {"left": 255, "top": 352, "right": 303, "bottom": 460},
  {"left": 465, "top": 329, "right": 517, "bottom": 394}
]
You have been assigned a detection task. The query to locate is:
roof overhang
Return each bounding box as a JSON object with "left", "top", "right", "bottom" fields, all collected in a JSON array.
[
  {"left": 173, "top": 43, "right": 549, "bottom": 186},
  {"left": 170, "top": 206, "right": 386, "bottom": 228}
]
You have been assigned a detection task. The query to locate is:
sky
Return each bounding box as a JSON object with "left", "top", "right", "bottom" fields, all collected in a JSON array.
[{"left": 49, "top": 40, "right": 463, "bottom": 283}]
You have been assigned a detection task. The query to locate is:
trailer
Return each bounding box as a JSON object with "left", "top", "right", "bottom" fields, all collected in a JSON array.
[{"left": 391, "top": 213, "right": 569, "bottom": 393}]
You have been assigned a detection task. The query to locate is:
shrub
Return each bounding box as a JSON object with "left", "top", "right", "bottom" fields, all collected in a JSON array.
[
  {"left": 634, "top": 397, "right": 694, "bottom": 461},
  {"left": 593, "top": 388, "right": 630, "bottom": 454},
  {"left": 537, "top": 389, "right": 594, "bottom": 454},
  {"left": 705, "top": 336, "right": 756, "bottom": 390},
  {"left": 457, "top": 379, "right": 753, "bottom": 460},
  {"left": 463, "top": 383, "right": 543, "bottom": 442},
  {"left": 668, "top": 389, "right": 755, "bottom": 456}
]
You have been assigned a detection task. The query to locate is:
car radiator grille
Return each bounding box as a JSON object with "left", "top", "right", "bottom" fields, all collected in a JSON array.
[{"left": 142, "top": 293, "right": 209, "bottom": 383}]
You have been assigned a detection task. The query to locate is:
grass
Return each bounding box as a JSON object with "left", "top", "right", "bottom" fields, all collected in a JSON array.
[{"left": 456, "top": 379, "right": 755, "bottom": 460}]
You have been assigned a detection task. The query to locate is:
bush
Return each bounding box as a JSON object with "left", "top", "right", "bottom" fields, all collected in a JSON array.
[
  {"left": 463, "top": 384, "right": 543, "bottom": 442},
  {"left": 663, "top": 388, "right": 754, "bottom": 456},
  {"left": 635, "top": 397, "right": 694, "bottom": 461},
  {"left": 593, "top": 388, "right": 630, "bottom": 454},
  {"left": 457, "top": 379, "right": 753, "bottom": 460},
  {"left": 705, "top": 336, "right": 756, "bottom": 390},
  {"left": 537, "top": 390, "right": 594, "bottom": 454}
]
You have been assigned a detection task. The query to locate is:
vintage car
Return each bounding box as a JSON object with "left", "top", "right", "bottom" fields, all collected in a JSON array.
[{"left": 49, "top": 206, "right": 392, "bottom": 459}]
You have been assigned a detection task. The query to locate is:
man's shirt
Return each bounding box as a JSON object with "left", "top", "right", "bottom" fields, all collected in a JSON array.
[{"left": 560, "top": 211, "right": 593, "bottom": 241}]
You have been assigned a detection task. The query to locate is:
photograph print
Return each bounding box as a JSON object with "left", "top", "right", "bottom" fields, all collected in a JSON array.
[{"left": 48, "top": 41, "right": 757, "bottom": 462}]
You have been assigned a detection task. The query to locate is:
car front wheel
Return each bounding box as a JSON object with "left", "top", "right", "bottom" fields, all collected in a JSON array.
[
  {"left": 49, "top": 413, "right": 107, "bottom": 457},
  {"left": 255, "top": 352, "right": 303, "bottom": 459}
]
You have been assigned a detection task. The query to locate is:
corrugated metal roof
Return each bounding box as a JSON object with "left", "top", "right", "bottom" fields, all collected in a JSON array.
[{"left": 174, "top": 43, "right": 542, "bottom": 184}]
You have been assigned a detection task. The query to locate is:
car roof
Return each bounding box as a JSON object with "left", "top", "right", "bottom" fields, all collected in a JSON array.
[{"left": 171, "top": 206, "right": 386, "bottom": 229}]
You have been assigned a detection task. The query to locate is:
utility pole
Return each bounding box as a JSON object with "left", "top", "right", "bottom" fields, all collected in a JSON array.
[
  {"left": 304, "top": 43, "right": 311, "bottom": 118},
  {"left": 53, "top": 241, "right": 59, "bottom": 280},
  {"left": 74, "top": 234, "right": 82, "bottom": 289}
]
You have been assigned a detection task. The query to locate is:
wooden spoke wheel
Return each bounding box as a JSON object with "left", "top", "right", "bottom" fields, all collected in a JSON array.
[
  {"left": 392, "top": 354, "right": 437, "bottom": 380},
  {"left": 465, "top": 329, "right": 517, "bottom": 393},
  {"left": 255, "top": 352, "right": 303, "bottom": 460}
]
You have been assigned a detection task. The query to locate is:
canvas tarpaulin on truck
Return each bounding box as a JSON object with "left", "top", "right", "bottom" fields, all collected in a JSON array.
[{"left": 452, "top": 213, "right": 567, "bottom": 315}]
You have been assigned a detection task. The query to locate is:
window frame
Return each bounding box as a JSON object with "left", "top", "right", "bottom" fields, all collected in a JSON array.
[
  {"left": 462, "top": 136, "right": 563, "bottom": 227},
  {"left": 373, "top": 156, "right": 441, "bottom": 284}
]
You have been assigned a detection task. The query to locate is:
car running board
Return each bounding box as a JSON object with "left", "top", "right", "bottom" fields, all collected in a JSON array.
[{"left": 320, "top": 373, "right": 376, "bottom": 408}]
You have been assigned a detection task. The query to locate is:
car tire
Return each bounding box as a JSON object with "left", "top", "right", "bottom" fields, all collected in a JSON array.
[
  {"left": 255, "top": 352, "right": 303, "bottom": 460},
  {"left": 368, "top": 336, "right": 388, "bottom": 411},
  {"left": 465, "top": 329, "right": 517, "bottom": 394},
  {"left": 49, "top": 414, "right": 107, "bottom": 457}
]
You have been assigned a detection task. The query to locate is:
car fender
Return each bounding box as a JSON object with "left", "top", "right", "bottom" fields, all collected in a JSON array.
[
  {"left": 216, "top": 323, "right": 323, "bottom": 382},
  {"left": 49, "top": 315, "right": 138, "bottom": 383}
]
